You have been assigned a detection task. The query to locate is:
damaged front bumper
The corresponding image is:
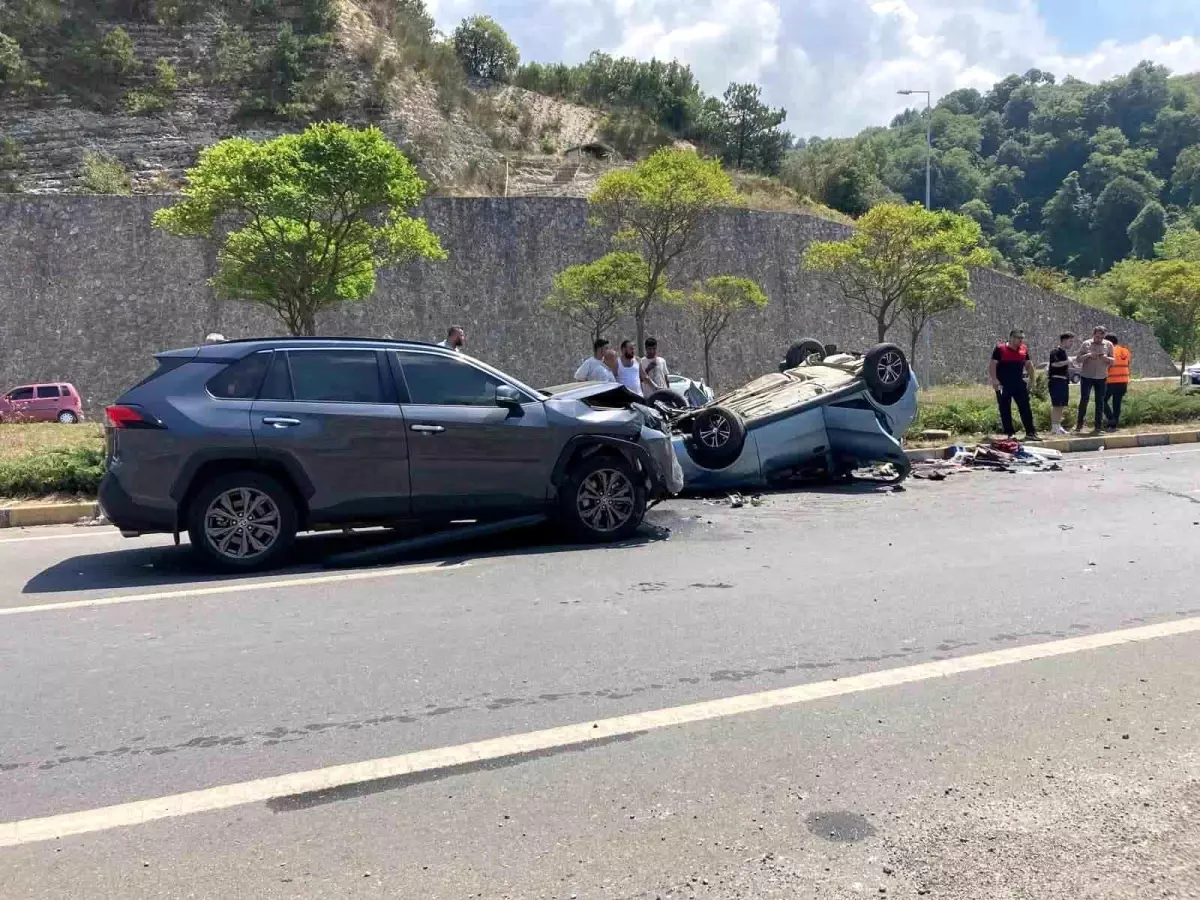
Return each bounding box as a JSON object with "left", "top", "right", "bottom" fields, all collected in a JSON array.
[{"left": 640, "top": 424, "right": 685, "bottom": 496}]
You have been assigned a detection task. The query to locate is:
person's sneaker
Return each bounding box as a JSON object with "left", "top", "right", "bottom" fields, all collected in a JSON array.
[
  {"left": 1025, "top": 432, "right": 1042, "bottom": 441},
  {"left": 1052, "top": 425, "right": 1069, "bottom": 435}
]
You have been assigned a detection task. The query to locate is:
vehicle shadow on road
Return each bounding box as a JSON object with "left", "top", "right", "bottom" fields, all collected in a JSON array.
[{"left": 21, "top": 521, "right": 672, "bottom": 595}]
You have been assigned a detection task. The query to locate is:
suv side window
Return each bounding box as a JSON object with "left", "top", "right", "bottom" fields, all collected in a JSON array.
[
  {"left": 36, "top": 386, "right": 60, "bottom": 399},
  {"left": 288, "top": 350, "right": 386, "bottom": 403},
  {"left": 8, "top": 387, "right": 34, "bottom": 401},
  {"left": 396, "top": 352, "right": 509, "bottom": 406},
  {"left": 207, "top": 352, "right": 271, "bottom": 400}
]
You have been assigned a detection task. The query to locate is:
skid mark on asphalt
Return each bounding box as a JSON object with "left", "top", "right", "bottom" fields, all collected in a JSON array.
[
  {"left": 0, "top": 560, "right": 469, "bottom": 617},
  {"left": 266, "top": 732, "right": 646, "bottom": 812},
  {"left": 3, "top": 615, "right": 1199, "bottom": 848}
]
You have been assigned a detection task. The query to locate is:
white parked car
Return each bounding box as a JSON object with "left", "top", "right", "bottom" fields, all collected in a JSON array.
[{"left": 661, "top": 374, "right": 715, "bottom": 408}]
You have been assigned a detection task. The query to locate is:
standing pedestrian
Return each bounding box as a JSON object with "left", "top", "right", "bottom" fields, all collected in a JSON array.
[
  {"left": 1048, "top": 332, "right": 1074, "bottom": 435},
  {"left": 641, "top": 337, "right": 671, "bottom": 395},
  {"left": 1104, "top": 334, "right": 1131, "bottom": 431},
  {"left": 615, "top": 339, "right": 644, "bottom": 397},
  {"left": 574, "top": 338, "right": 615, "bottom": 383},
  {"left": 438, "top": 325, "right": 465, "bottom": 352},
  {"left": 1074, "top": 325, "right": 1114, "bottom": 434},
  {"left": 989, "top": 329, "right": 1040, "bottom": 441}
]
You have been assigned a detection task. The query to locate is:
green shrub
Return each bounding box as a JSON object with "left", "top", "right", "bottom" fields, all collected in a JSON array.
[
  {"left": 0, "top": 447, "right": 105, "bottom": 498},
  {"left": 210, "top": 19, "right": 255, "bottom": 84},
  {"left": 79, "top": 151, "right": 132, "bottom": 194},
  {"left": 0, "top": 135, "right": 25, "bottom": 192},
  {"left": 124, "top": 58, "right": 179, "bottom": 114}
]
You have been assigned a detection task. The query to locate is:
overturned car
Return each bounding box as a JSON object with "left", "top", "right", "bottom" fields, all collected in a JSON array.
[{"left": 663, "top": 341, "right": 918, "bottom": 490}]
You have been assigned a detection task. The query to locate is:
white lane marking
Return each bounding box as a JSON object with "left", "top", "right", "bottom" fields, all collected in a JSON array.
[
  {"left": 2, "top": 615, "right": 1197, "bottom": 848},
  {"left": 0, "top": 530, "right": 128, "bottom": 545},
  {"left": 1063, "top": 445, "right": 1200, "bottom": 463},
  {"left": 0, "top": 562, "right": 468, "bottom": 618}
]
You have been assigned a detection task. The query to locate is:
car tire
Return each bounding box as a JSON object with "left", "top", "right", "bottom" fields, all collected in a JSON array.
[
  {"left": 686, "top": 405, "right": 746, "bottom": 470},
  {"left": 560, "top": 453, "right": 647, "bottom": 543},
  {"left": 186, "top": 471, "right": 298, "bottom": 572},
  {"left": 784, "top": 338, "right": 826, "bottom": 369},
  {"left": 57, "top": 411, "right": 78, "bottom": 424},
  {"left": 862, "top": 343, "right": 910, "bottom": 404},
  {"left": 646, "top": 389, "right": 687, "bottom": 411}
]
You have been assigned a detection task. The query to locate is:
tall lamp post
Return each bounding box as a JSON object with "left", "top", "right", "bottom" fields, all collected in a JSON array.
[{"left": 898, "top": 88, "right": 933, "bottom": 385}]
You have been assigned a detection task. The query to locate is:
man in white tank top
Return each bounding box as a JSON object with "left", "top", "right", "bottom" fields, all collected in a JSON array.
[{"left": 616, "top": 339, "right": 644, "bottom": 396}]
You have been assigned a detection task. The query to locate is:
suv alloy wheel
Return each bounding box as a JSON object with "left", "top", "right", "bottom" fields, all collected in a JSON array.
[
  {"left": 186, "top": 471, "right": 298, "bottom": 571},
  {"left": 560, "top": 453, "right": 647, "bottom": 542}
]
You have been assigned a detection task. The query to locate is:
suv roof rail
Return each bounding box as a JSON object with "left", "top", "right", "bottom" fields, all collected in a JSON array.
[{"left": 204, "top": 336, "right": 443, "bottom": 348}]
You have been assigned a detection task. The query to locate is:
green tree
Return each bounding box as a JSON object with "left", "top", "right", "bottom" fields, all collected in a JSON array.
[
  {"left": 1171, "top": 143, "right": 1200, "bottom": 206},
  {"left": 544, "top": 252, "right": 649, "bottom": 343},
  {"left": 1127, "top": 200, "right": 1166, "bottom": 259},
  {"left": 153, "top": 123, "right": 447, "bottom": 336},
  {"left": 0, "top": 135, "right": 25, "bottom": 192},
  {"left": 1134, "top": 258, "right": 1200, "bottom": 374},
  {"left": 0, "top": 30, "right": 40, "bottom": 92},
  {"left": 1157, "top": 224, "right": 1200, "bottom": 261},
  {"left": 681, "top": 275, "right": 768, "bottom": 384},
  {"left": 589, "top": 147, "right": 741, "bottom": 351},
  {"left": 1040, "top": 171, "right": 1094, "bottom": 272},
  {"left": 802, "top": 203, "right": 989, "bottom": 343},
  {"left": 708, "top": 82, "right": 787, "bottom": 174},
  {"left": 451, "top": 15, "right": 518, "bottom": 81},
  {"left": 1092, "top": 175, "right": 1150, "bottom": 267}
]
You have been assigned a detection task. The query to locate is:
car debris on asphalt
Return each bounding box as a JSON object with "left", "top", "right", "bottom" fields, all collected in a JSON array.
[{"left": 912, "top": 439, "right": 1065, "bottom": 479}]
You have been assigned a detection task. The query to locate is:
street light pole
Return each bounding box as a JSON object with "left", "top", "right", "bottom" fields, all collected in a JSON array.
[{"left": 898, "top": 89, "right": 933, "bottom": 384}]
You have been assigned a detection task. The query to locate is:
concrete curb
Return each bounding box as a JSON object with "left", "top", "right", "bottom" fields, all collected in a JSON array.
[
  {"left": 0, "top": 502, "right": 99, "bottom": 529},
  {"left": 906, "top": 429, "right": 1200, "bottom": 463}
]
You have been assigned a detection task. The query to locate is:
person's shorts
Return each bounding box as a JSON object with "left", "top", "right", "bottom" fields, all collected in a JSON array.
[{"left": 1049, "top": 378, "right": 1069, "bottom": 407}]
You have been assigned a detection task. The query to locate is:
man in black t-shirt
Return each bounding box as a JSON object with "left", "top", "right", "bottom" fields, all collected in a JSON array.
[
  {"left": 1047, "top": 332, "right": 1074, "bottom": 435},
  {"left": 988, "top": 329, "right": 1039, "bottom": 440}
]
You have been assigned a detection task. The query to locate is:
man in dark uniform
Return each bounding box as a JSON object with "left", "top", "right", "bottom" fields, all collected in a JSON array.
[{"left": 988, "top": 329, "right": 1040, "bottom": 441}]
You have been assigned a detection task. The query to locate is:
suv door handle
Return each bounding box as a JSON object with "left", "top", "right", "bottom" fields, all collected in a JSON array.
[
  {"left": 262, "top": 416, "right": 301, "bottom": 428},
  {"left": 410, "top": 424, "right": 445, "bottom": 434}
]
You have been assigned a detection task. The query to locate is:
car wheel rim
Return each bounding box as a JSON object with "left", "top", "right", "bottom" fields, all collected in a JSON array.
[
  {"left": 877, "top": 352, "right": 904, "bottom": 387},
  {"left": 204, "top": 488, "right": 281, "bottom": 560},
  {"left": 576, "top": 468, "right": 636, "bottom": 533},
  {"left": 698, "top": 414, "right": 731, "bottom": 448}
]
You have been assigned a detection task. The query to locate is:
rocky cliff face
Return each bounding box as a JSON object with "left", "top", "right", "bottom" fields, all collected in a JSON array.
[{"left": 0, "top": 195, "right": 1177, "bottom": 412}]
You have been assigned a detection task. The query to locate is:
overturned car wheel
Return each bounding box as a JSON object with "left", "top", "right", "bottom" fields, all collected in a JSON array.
[
  {"left": 863, "top": 343, "right": 910, "bottom": 403},
  {"left": 561, "top": 454, "right": 647, "bottom": 542},
  {"left": 686, "top": 405, "right": 747, "bottom": 470},
  {"left": 784, "top": 337, "right": 826, "bottom": 370}
]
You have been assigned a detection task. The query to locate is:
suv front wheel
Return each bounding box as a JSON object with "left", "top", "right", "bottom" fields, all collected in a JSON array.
[
  {"left": 560, "top": 453, "right": 647, "bottom": 542},
  {"left": 187, "top": 471, "right": 298, "bottom": 572}
]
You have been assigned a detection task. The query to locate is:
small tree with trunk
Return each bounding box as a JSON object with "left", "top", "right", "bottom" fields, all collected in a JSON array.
[
  {"left": 801, "top": 203, "right": 988, "bottom": 343},
  {"left": 1134, "top": 258, "right": 1200, "bottom": 379},
  {"left": 589, "top": 147, "right": 741, "bottom": 352},
  {"left": 153, "top": 123, "right": 446, "bottom": 336},
  {"left": 681, "top": 276, "right": 768, "bottom": 385},
  {"left": 543, "top": 252, "right": 651, "bottom": 343}
]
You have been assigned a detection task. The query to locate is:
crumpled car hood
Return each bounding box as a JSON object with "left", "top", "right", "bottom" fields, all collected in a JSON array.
[{"left": 540, "top": 381, "right": 646, "bottom": 405}]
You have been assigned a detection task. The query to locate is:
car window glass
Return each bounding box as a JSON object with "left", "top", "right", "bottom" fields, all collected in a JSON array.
[
  {"left": 9, "top": 387, "right": 34, "bottom": 401},
  {"left": 258, "top": 352, "right": 293, "bottom": 401},
  {"left": 397, "top": 352, "right": 507, "bottom": 406},
  {"left": 289, "top": 350, "right": 385, "bottom": 403},
  {"left": 36, "top": 386, "right": 60, "bottom": 398},
  {"left": 207, "top": 352, "right": 271, "bottom": 400}
]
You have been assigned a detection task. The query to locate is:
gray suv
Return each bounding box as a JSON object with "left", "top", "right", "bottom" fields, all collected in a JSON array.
[{"left": 100, "top": 338, "right": 682, "bottom": 571}]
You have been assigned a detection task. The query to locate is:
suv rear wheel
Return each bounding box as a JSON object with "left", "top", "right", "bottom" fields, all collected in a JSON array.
[
  {"left": 187, "top": 471, "right": 298, "bottom": 572},
  {"left": 560, "top": 453, "right": 646, "bottom": 542}
]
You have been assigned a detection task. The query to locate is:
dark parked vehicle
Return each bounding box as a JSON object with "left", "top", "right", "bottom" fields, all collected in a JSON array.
[
  {"left": 100, "top": 338, "right": 682, "bottom": 571},
  {"left": 0, "top": 382, "right": 84, "bottom": 423}
]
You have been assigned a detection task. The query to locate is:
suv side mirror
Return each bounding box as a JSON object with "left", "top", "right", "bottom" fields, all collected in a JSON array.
[{"left": 495, "top": 384, "right": 523, "bottom": 411}]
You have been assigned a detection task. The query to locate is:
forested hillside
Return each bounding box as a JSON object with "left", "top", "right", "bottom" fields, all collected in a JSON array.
[{"left": 781, "top": 64, "right": 1200, "bottom": 280}]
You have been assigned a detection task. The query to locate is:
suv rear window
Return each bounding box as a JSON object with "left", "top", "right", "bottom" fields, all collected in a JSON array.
[
  {"left": 36, "top": 386, "right": 60, "bottom": 398},
  {"left": 287, "top": 350, "right": 386, "bottom": 403},
  {"left": 131, "top": 356, "right": 191, "bottom": 391},
  {"left": 207, "top": 352, "right": 272, "bottom": 400}
]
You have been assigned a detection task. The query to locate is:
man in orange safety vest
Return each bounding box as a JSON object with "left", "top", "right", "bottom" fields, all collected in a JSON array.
[{"left": 1104, "top": 334, "right": 1131, "bottom": 430}]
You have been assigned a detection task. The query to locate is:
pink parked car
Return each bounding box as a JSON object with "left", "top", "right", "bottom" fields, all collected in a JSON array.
[{"left": 0, "top": 383, "right": 84, "bottom": 424}]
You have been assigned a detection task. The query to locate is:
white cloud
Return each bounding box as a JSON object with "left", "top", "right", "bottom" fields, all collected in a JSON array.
[{"left": 429, "top": 0, "right": 1200, "bottom": 136}]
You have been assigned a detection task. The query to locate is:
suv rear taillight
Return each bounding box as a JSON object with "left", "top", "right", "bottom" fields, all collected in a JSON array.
[{"left": 105, "top": 405, "right": 163, "bottom": 429}]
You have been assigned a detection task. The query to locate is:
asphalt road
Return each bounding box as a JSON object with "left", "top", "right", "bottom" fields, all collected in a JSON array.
[{"left": 1, "top": 445, "right": 1198, "bottom": 899}]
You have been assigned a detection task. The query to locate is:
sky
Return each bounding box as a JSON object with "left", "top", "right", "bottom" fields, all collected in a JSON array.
[{"left": 425, "top": 0, "right": 1200, "bottom": 137}]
